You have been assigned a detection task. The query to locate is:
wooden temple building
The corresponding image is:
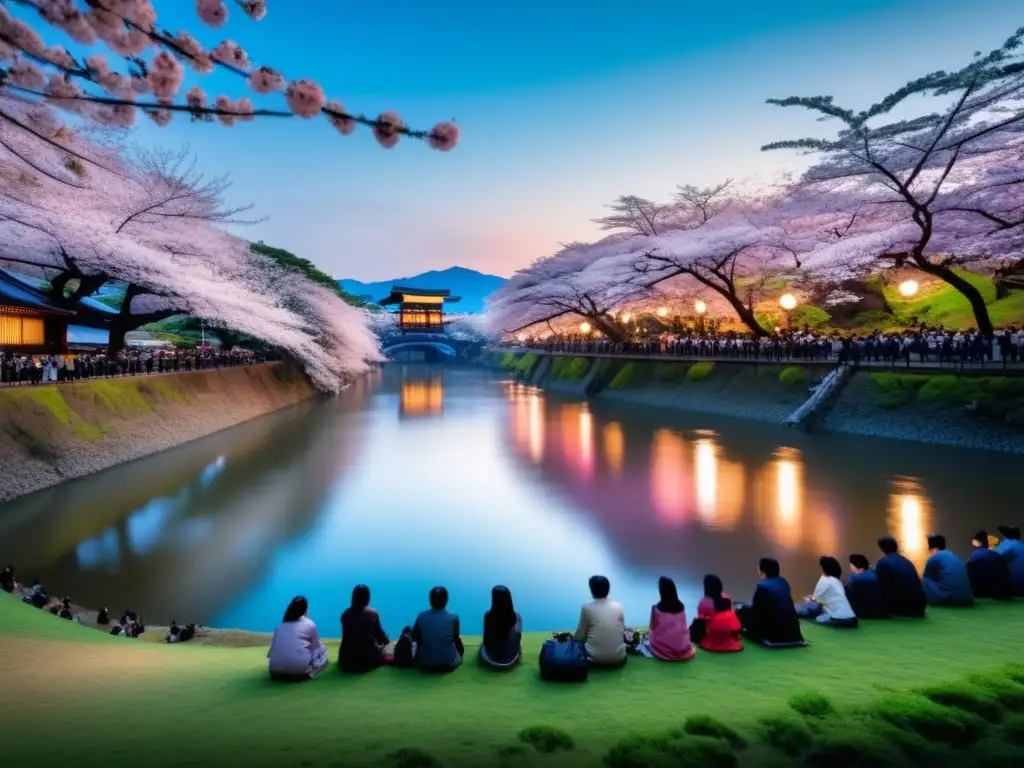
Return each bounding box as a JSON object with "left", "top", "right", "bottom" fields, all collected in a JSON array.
[
  {"left": 0, "top": 269, "right": 74, "bottom": 355},
  {"left": 379, "top": 286, "right": 460, "bottom": 332}
]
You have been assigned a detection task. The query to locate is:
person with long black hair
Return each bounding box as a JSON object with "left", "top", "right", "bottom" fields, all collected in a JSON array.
[
  {"left": 479, "top": 585, "right": 522, "bottom": 670},
  {"left": 339, "top": 584, "right": 390, "bottom": 673},
  {"left": 267, "top": 596, "right": 329, "bottom": 680},
  {"left": 647, "top": 577, "right": 694, "bottom": 661},
  {"left": 689, "top": 574, "right": 728, "bottom": 644}
]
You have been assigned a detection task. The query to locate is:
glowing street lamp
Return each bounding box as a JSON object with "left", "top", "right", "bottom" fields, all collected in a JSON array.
[
  {"left": 621, "top": 312, "right": 632, "bottom": 323},
  {"left": 580, "top": 321, "right": 592, "bottom": 334},
  {"left": 899, "top": 280, "right": 919, "bottom": 298},
  {"left": 779, "top": 293, "right": 797, "bottom": 311},
  {"left": 694, "top": 300, "right": 707, "bottom": 315},
  {"left": 516, "top": 333, "right": 526, "bottom": 343},
  {"left": 657, "top": 306, "right": 668, "bottom": 318}
]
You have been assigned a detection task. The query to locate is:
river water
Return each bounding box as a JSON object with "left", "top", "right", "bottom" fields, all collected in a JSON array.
[{"left": 0, "top": 365, "right": 1018, "bottom": 636}]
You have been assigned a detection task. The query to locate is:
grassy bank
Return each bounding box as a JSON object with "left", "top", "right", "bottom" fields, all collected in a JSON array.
[{"left": 3, "top": 595, "right": 1024, "bottom": 767}]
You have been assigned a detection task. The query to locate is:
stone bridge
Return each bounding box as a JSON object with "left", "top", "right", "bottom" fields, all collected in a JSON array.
[{"left": 378, "top": 332, "right": 482, "bottom": 360}]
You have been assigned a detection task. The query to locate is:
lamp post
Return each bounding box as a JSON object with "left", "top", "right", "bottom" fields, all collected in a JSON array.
[
  {"left": 898, "top": 280, "right": 919, "bottom": 298},
  {"left": 579, "top": 321, "right": 592, "bottom": 335},
  {"left": 694, "top": 300, "right": 707, "bottom": 334},
  {"left": 779, "top": 293, "right": 797, "bottom": 330}
]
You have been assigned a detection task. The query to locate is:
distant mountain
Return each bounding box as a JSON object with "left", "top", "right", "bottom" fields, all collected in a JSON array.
[{"left": 338, "top": 266, "right": 508, "bottom": 314}]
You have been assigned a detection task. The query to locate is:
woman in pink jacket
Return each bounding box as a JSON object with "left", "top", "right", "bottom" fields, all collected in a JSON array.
[{"left": 648, "top": 577, "right": 695, "bottom": 661}]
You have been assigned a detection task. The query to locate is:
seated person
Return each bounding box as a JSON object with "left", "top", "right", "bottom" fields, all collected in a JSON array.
[
  {"left": 413, "top": 586, "right": 464, "bottom": 672},
  {"left": 797, "top": 556, "right": 858, "bottom": 626},
  {"left": 22, "top": 580, "right": 47, "bottom": 609},
  {"left": 846, "top": 554, "right": 886, "bottom": 619},
  {"left": 0, "top": 565, "right": 15, "bottom": 594},
  {"left": 480, "top": 585, "right": 522, "bottom": 669},
  {"left": 267, "top": 596, "right": 329, "bottom": 679},
  {"left": 575, "top": 575, "right": 627, "bottom": 667},
  {"left": 922, "top": 534, "right": 974, "bottom": 606},
  {"left": 967, "top": 531, "right": 1013, "bottom": 601},
  {"left": 339, "top": 584, "right": 390, "bottom": 673},
  {"left": 996, "top": 524, "right": 1024, "bottom": 597},
  {"left": 699, "top": 595, "right": 743, "bottom": 653},
  {"left": 57, "top": 597, "right": 74, "bottom": 621},
  {"left": 647, "top": 576, "right": 694, "bottom": 661},
  {"left": 736, "top": 558, "right": 804, "bottom": 645},
  {"left": 690, "top": 574, "right": 728, "bottom": 644},
  {"left": 96, "top": 606, "right": 110, "bottom": 625},
  {"left": 875, "top": 536, "right": 927, "bottom": 618}
]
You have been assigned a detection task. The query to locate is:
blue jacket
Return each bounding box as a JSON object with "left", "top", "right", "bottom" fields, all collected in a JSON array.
[
  {"left": 995, "top": 538, "right": 1024, "bottom": 596},
  {"left": 922, "top": 550, "right": 974, "bottom": 606},
  {"left": 967, "top": 548, "right": 1013, "bottom": 600},
  {"left": 744, "top": 576, "right": 803, "bottom": 643},
  {"left": 846, "top": 570, "right": 886, "bottom": 619},
  {"left": 875, "top": 552, "right": 927, "bottom": 618}
]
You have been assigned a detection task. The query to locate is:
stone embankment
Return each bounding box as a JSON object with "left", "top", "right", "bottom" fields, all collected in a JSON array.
[
  {"left": 0, "top": 363, "right": 318, "bottom": 504},
  {"left": 490, "top": 350, "right": 1024, "bottom": 453}
]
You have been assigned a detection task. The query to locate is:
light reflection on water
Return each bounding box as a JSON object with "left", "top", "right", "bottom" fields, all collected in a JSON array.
[{"left": 0, "top": 366, "right": 1016, "bottom": 635}]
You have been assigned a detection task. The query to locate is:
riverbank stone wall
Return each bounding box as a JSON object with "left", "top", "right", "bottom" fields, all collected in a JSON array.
[{"left": 0, "top": 363, "right": 318, "bottom": 503}]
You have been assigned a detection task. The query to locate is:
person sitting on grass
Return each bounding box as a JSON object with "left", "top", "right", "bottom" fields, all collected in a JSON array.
[
  {"left": 339, "top": 584, "right": 390, "bottom": 673},
  {"left": 698, "top": 595, "right": 743, "bottom": 653},
  {"left": 57, "top": 597, "right": 74, "bottom": 621},
  {"left": 995, "top": 525, "right": 1024, "bottom": 597},
  {"left": 575, "top": 575, "right": 627, "bottom": 668},
  {"left": 690, "top": 574, "right": 728, "bottom": 644},
  {"left": 0, "top": 565, "right": 15, "bottom": 594},
  {"left": 922, "top": 534, "right": 974, "bottom": 606},
  {"left": 646, "top": 576, "right": 695, "bottom": 661},
  {"left": 875, "top": 536, "right": 927, "bottom": 618},
  {"left": 736, "top": 558, "right": 804, "bottom": 645},
  {"left": 846, "top": 554, "right": 886, "bottom": 619},
  {"left": 480, "top": 585, "right": 523, "bottom": 670},
  {"left": 967, "top": 531, "right": 1013, "bottom": 601},
  {"left": 413, "top": 586, "right": 464, "bottom": 673},
  {"left": 797, "top": 556, "right": 858, "bottom": 627},
  {"left": 267, "top": 596, "right": 329, "bottom": 680},
  {"left": 22, "top": 579, "right": 47, "bottom": 609}
]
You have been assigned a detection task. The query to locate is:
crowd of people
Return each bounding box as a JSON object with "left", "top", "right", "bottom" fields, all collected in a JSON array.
[
  {"left": 512, "top": 326, "right": 1024, "bottom": 367},
  {"left": 0, "top": 348, "right": 265, "bottom": 386},
  {"left": 261, "top": 522, "right": 1024, "bottom": 680}
]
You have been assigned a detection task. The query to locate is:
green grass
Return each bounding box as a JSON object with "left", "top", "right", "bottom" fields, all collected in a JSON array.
[
  {"left": 778, "top": 367, "right": 809, "bottom": 387},
  {"left": 5, "top": 597, "right": 1024, "bottom": 767},
  {"left": 550, "top": 356, "right": 589, "bottom": 381},
  {"left": 869, "top": 373, "right": 1024, "bottom": 424},
  {"left": 608, "top": 362, "right": 636, "bottom": 390},
  {"left": 686, "top": 361, "right": 715, "bottom": 381}
]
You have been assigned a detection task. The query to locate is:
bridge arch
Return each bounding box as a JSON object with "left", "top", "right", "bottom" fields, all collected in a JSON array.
[{"left": 382, "top": 340, "right": 457, "bottom": 357}]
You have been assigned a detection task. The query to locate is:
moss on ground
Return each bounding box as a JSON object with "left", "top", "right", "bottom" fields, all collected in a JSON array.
[
  {"left": 778, "top": 366, "right": 809, "bottom": 386},
  {"left": 686, "top": 361, "right": 715, "bottom": 381},
  {"left": 869, "top": 373, "right": 1024, "bottom": 426},
  {"left": 1, "top": 387, "right": 102, "bottom": 440},
  {"left": 550, "top": 356, "right": 590, "bottom": 381},
  {"left": 608, "top": 362, "right": 636, "bottom": 390}
]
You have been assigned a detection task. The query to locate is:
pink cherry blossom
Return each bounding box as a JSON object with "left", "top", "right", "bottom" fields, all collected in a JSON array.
[
  {"left": 373, "top": 111, "right": 404, "bottom": 149},
  {"left": 233, "top": 97, "right": 255, "bottom": 122},
  {"left": 248, "top": 66, "right": 284, "bottom": 94},
  {"left": 8, "top": 60, "right": 48, "bottom": 91},
  {"left": 42, "top": 45, "right": 76, "bottom": 70},
  {"left": 147, "top": 108, "right": 173, "bottom": 127},
  {"left": 186, "top": 86, "right": 207, "bottom": 110},
  {"left": 94, "top": 103, "right": 137, "bottom": 128},
  {"left": 214, "top": 95, "right": 236, "bottom": 126},
  {"left": 107, "top": 28, "right": 150, "bottom": 56},
  {"left": 97, "top": 71, "right": 137, "bottom": 100},
  {"left": 211, "top": 40, "right": 250, "bottom": 69},
  {"left": 85, "top": 8, "right": 123, "bottom": 42},
  {"left": 3, "top": 17, "right": 46, "bottom": 57},
  {"left": 39, "top": 1, "right": 97, "bottom": 44},
  {"left": 44, "top": 74, "right": 89, "bottom": 115},
  {"left": 428, "top": 122, "right": 460, "bottom": 152},
  {"left": 196, "top": 0, "right": 228, "bottom": 28},
  {"left": 0, "top": 41, "right": 15, "bottom": 64},
  {"left": 284, "top": 79, "right": 325, "bottom": 118},
  {"left": 173, "top": 30, "right": 214, "bottom": 74},
  {"left": 84, "top": 53, "right": 110, "bottom": 76},
  {"left": 239, "top": 1, "right": 268, "bottom": 21},
  {"left": 325, "top": 100, "right": 356, "bottom": 136},
  {"left": 146, "top": 51, "right": 185, "bottom": 101}
]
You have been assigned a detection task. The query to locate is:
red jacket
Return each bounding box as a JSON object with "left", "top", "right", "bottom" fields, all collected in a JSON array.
[{"left": 699, "top": 609, "right": 743, "bottom": 653}]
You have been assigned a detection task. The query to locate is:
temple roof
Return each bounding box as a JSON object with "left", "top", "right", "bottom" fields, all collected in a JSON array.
[
  {"left": 379, "top": 285, "right": 462, "bottom": 305},
  {"left": 0, "top": 270, "right": 75, "bottom": 316}
]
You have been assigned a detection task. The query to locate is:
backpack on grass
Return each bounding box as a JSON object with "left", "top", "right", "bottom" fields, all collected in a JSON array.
[{"left": 539, "top": 638, "right": 588, "bottom": 683}]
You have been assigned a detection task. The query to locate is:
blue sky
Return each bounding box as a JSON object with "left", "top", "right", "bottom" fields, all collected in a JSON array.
[{"left": 22, "top": 1, "right": 1024, "bottom": 279}]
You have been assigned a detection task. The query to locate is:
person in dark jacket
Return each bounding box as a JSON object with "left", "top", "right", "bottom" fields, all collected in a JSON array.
[
  {"left": 922, "top": 534, "right": 974, "bottom": 606},
  {"left": 846, "top": 554, "right": 887, "bottom": 619},
  {"left": 339, "top": 584, "right": 390, "bottom": 673},
  {"left": 479, "top": 585, "right": 522, "bottom": 669},
  {"left": 995, "top": 525, "right": 1024, "bottom": 597},
  {"left": 0, "top": 565, "right": 15, "bottom": 594},
  {"left": 967, "top": 531, "right": 1013, "bottom": 601},
  {"left": 412, "top": 586, "right": 464, "bottom": 672},
  {"left": 736, "top": 558, "right": 804, "bottom": 644},
  {"left": 875, "top": 536, "right": 927, "bottom": 618}
]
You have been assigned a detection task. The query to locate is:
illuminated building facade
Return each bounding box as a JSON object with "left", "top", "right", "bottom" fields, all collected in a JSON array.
[
  {"left": 379, "top": 286, "right": 460, "bottom": 333},
  {"left": 0, "top": 270, "right": 73, "bottom": 355}
]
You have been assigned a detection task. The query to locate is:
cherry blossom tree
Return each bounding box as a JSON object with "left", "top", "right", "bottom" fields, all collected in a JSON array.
[
  {"left": 0, "top": 1, "right": 460, "bottom": 159},
  {"left": 762, "top": 25, "right": 1024, "bottom": 336}
]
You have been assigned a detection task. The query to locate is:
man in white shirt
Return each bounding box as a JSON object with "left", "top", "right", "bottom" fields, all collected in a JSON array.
[{"left": 575, "top": 575, "right": 627, "bottom": 667}]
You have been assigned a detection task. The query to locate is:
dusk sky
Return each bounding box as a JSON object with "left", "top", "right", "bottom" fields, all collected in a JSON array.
[{"left": 102, "top": 1, "right": 1022, "bottom": 280}]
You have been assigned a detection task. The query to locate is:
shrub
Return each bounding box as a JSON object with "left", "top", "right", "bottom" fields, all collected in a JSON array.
[
  {"left": 1002, "top": 712, "right": 1024, "bottom": 745},
  {"left": 512, "top": 353, "right": 537, "bottom": 376},
  {"left": 1002, "top": 665, "right": 1024, "bottom": 686},
  {"left": 567, "top": 357, "right": 590, "bottom": 380},
  {"left": 551, "top": 356, "right": 588, "bottom": 380},
  {"left": 604, "top": 733, "right": 737, "bottom": 768},
  {"left": 756, "top": 715, "right": 813, "bottom": 756},
  {"left": 608, "top": 362, "right": 636, "bottom": 390},
  {"left": 681, "top": 715, "right": 746, "bottom": 749},
  {"left": 778, "top": 366, "right": 809, "bottom": 386},
  {"left": 385, "top": 747, "right": 440, "bottom": 768},
  {"left": 917, "top": 682, "right": 1004, "bottom": 722},
  {"left": 869, "top": 373, "right": 929, "bottom": 409},
  {"left": 801, "top": 722, "right": 904, "bottom": 768},
  {"left": 499, "top": 351, "right": 517, "bottom": 369},
  {"left": 791, "top": 305, "right": 831, "bottom": 329},
  {"left": 687, "top": 362, "right": 715, "bottom": 382},
  {"left": 496, "top": 744, "right": 527, "bottom": 758},
  {"left": 966, "top": 673, "right": 1024, "bottom": 711},
  {"left": 518, "top": 725, "right": 574, "bottom": 753},
  {"left": 656, "top": 363, "right": 688, "bottom": 383},
  {"left": 789, "top": 692, "right": 836, "bottom": 719},
  {"left": 867, "top": 695, "right": 988, "bottom": 748}
]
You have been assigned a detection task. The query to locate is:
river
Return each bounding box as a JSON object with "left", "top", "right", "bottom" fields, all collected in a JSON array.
[{"left": 0, "top": 365, "right": 1018, "bottom": 636}]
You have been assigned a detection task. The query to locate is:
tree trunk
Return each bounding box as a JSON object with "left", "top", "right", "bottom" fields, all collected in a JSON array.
[
  {"left": 107, "top": 325, "right": 127, "bottom": 356},
  {"left": 914, "top": 259, "right": 994, "bottom": 337},
  {"left": 697, "top": 279, "right": 769, "bottom": 337},
  {"left": 592, "top": 315, "right": 627, "bottom": 343}
]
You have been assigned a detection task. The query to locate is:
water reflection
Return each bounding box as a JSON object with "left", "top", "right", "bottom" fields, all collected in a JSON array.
[
  {"left": 650, "top": 429, "right": 689, "bottom": 526},
  {"left": 603, "top": 422, "right": 624, "bottom": 477},
  {"left": 888, "top": 478, "right": 934, "bottom": 570},
  {"left": 399, "top": 373, "right": 443, "bottom": 418}
]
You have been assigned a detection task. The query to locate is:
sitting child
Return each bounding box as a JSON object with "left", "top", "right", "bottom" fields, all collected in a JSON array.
[{"left": 699, "top": 596, "right": 743, "bottom": 653}]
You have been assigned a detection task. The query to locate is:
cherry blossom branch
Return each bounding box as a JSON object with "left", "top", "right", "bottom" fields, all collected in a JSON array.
[{"left": 0, "top": 106, "right": 125, "bottom": 175}]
